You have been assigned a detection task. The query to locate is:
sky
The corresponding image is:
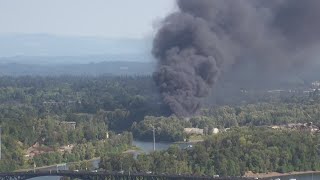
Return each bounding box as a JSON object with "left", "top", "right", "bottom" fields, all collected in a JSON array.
[{"left": 0, "top": 0, "right": 176, "bottom": 39}]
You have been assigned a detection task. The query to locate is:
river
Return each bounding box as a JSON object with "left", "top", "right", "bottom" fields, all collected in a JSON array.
[{"left": 132, "top": 140, "right": 192, "bottom": 152}]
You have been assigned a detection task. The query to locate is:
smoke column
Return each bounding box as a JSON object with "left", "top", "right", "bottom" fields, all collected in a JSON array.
[{"left": 153, "top": 0, "right": 320, "bottom": 117}]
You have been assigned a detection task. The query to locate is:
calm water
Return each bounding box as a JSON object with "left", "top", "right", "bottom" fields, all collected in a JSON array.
[
  {"left": 29, "top": 176, "right": 61, "bottom": 180},
  {"left": 132, "top": 140, "right": 191, "bottom": 152}
]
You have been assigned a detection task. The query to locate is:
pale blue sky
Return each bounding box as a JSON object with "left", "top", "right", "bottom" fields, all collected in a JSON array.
[{"left": 0, "top": 0, "right": 176, "bottom": 38}]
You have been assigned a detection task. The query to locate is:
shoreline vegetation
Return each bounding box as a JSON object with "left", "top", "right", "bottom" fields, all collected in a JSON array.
[
  {"left": 16, "top": 140, "right": 190, "bottom": 173},
  {"left": 245, "top": 170, "right": 320, "bottom": 178}
]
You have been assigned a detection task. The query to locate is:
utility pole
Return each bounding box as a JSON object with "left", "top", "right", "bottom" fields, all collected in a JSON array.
[{"left": 152, "top": 126, "right": 156, "bottom": 151}]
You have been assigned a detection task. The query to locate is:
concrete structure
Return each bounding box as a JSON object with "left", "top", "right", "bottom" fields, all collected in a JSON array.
[
  {"left": 184, "top": 128, "right": 204, "bottom": 135},
  {"left": 0, "top": 170, "right": 251, "bottom": 180},
  {"left": 212, "top": 128, "right": 219, "bottom": 134},
  {"left": 312, "top": 81, "right": 320, "bottom": 88},
  {"left": 271, "top": 122, "right": 320, "bottom": 133}
]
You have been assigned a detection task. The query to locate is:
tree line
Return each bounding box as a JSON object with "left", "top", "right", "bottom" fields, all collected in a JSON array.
[
  {"left": 100, "top": 127, "right": 320, "bottom": 176},
  {"left": 0, "top": 75, "right": 319, "bottom": 173}
]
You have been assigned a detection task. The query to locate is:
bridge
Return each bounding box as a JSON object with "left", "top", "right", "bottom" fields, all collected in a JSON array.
[{"left": 0, "top": 170, "right": 259, "bottom": 180}]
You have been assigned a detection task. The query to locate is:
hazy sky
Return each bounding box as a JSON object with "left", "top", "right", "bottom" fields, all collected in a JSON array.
[{"left": 0, "top": 0, "right": 176, "bottom": 38}]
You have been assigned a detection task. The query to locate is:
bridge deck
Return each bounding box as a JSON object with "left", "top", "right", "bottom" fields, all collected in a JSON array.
[{"left": 0, "top": 170, "right": 259, "bottom": 180}]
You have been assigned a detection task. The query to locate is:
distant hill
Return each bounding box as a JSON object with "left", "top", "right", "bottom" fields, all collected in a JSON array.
[
  {"left": 0, "top": 33, "right": 156, "bottom": 76},
  {"left": 0, "top": 54, "right": 153, "bottom": 65},
  {"left": 0, "top": 61, "right": 154, "bottom": 76},
  {"left": 0, "top": 33, "right": 152, "bottom": 63}
]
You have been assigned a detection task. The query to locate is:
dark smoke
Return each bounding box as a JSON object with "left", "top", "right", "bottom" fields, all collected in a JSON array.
[{"left": 153, "top": 0, "right": 320, "bottom": 117}]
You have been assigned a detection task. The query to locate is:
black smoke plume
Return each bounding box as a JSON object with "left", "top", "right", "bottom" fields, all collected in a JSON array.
[{"left": 153, "top": 0, "right": 320, "bottom": 117}]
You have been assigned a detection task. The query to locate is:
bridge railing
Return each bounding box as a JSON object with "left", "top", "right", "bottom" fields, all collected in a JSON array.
[{"left": 0, "top": 170, "right": 258, "bottom": 180}]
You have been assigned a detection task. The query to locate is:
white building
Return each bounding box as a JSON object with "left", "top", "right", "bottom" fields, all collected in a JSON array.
[{"left": 184, "top": 128, "right": 204, "bottom": 135}]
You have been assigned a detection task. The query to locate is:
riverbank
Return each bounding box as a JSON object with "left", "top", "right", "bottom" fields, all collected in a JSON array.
[{"left": 245, "top": 170, "right": 320, "bottom": 178}]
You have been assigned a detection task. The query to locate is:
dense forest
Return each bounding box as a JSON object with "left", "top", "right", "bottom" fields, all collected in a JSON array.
[
  {"left": 0, "top": 75, "right": 162, "bottom": 171},
  {"left": 100, "top": 127, "right": 320, "bottom": 176},
  {"left": 0, "top": 75, "right": 319, "bottom": 175}
]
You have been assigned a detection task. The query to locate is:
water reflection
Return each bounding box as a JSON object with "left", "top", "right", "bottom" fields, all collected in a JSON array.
[{"left": 133, "top": 140, "right": 174, "bottom": 152}]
